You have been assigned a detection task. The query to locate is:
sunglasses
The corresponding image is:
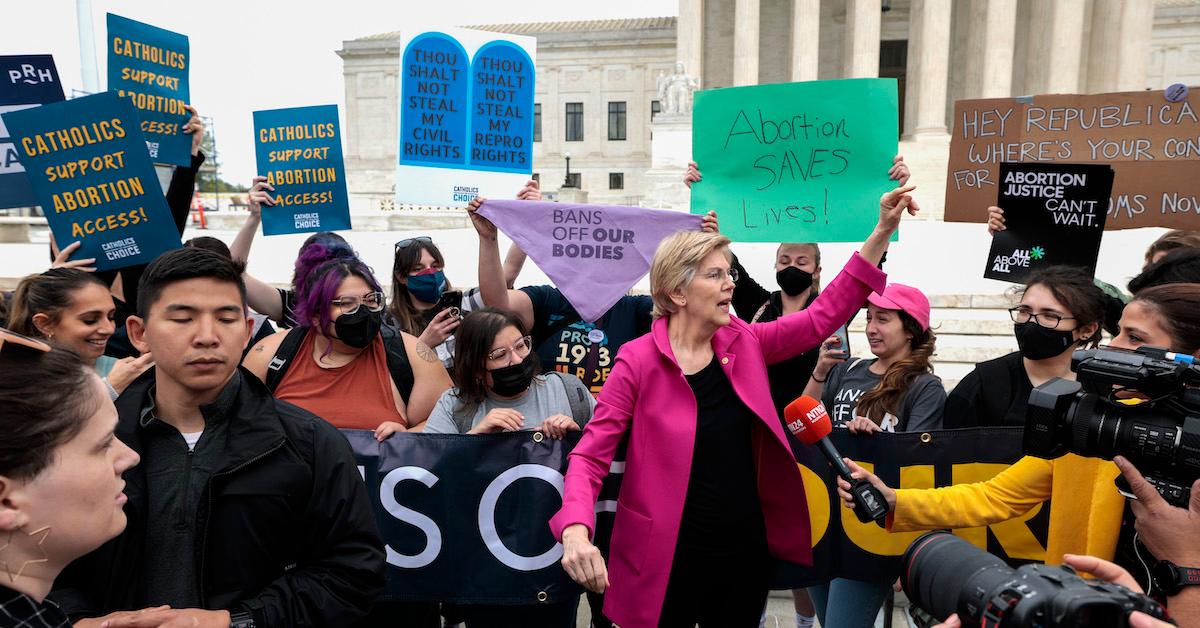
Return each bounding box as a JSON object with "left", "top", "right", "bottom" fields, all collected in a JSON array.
[
  {"left": 0, "top": 328, "right": 52, "bottom": 354},
  {"left": 394, "top": 236, "right": 433, "bottom": 252}
]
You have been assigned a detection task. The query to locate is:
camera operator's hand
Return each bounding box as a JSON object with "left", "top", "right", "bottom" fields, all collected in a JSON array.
[
  {"left": 1062, "top": 554, "right": 1183, "bottom": 628},
  {"left": 931, "top": 615, "right": 961, "bottom": 628},
  {"left": 1116, "top": 455, "right": 1200, "bottom": 566},
  {"left": 837, "top": 459, "right": 897, "bottom": 513}
]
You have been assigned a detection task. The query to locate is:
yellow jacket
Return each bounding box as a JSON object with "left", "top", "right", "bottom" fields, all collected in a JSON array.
[{"left": 889, "top": 454, "right": 1124, "bottom": 563}]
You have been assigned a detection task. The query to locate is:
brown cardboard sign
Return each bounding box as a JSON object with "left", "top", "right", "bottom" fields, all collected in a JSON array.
[{"left": 944, "top": 89, "right": 1200, "bottom": 230}]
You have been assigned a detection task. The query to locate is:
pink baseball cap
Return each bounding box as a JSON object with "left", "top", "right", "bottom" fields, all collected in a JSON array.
[{"left": 867, "top": 284, "right": 931, "bottom": 331}]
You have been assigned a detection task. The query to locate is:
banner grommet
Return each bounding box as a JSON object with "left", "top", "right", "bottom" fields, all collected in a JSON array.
[
  {"left": 920, "top": 433, "right": 932, "bottom": 443},
  {"left": 536, "top": 591, "right": 548, "bottom": 603},
  {"left": 533, "top": 432, "right": 545, "bottom": 443}
]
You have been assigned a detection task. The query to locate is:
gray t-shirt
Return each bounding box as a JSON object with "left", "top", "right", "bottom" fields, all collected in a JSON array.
[
  {"left": 821, "top": 358, "right": 946, "bottom": 432},
  {"left": 423, "top": 373, "right": 597, "bottom": 434}
]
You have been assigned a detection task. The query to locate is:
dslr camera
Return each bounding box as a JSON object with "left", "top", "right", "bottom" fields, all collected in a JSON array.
[
  {"left": 1025, "top": 346, "right": 1200, "bottom": 507},
  {"left": 903, "top": 532, "right": 1172, "bottom": 627}
]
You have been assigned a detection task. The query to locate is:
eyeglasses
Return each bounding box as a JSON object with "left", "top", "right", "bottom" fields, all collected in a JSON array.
[
  {"left": 0, "top": 328, "right": 52, "bottom": 354},
  {"left": 487, "top": 336, "right": 533, "bottom": 363},
  {"left": 394, "top": 236, "right": 433, "bottom": 252},
  {"left": 1009, "top": 307, "right": 1075, "bottom": 330},
  {"left": 332, "top": 291, "right": 386, "bottom": 315},
  {"left": 701, "top": 267, "right": 739, "bottom": 283}
]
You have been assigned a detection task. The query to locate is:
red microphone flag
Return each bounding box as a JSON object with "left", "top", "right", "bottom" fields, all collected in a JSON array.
[{"left": 783, "top": 395, "right": 832, "bottom": 445}]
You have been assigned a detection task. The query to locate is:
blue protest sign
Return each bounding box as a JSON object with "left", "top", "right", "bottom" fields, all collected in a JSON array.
[
  {"left": 468, "top": 41, "right": 533, "bottom": 173},
  {"left": 0, "top": 55, "right": 65, "bottom": 209},
  {"left": 107, "top": 13, "right": 191, "bottom": 166},
  {"left": 400, "top": 33, "right": 469, "bottom": 168},
  {"left": 395, "top": 28, "right": 536, "bottom": 206},
  {"left": 1, "top": 91, "right": 180, "bottom": 270},
  {"left": 253, "top": 104, "right": 351, "bottom": 236}
]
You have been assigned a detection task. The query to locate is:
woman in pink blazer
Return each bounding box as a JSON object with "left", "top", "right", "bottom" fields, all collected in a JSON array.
[{"left": 551, "top": 185, "right": 920, "bottom": 627}]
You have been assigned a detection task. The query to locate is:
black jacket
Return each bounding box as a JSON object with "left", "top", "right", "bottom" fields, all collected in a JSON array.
[{"left": 50, "top": 367, "right": 385, "bottom": 626}]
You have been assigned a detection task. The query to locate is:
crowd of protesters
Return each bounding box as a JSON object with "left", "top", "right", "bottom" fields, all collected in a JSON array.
[{"left": 2, "top": 110, "right": 1198, "bottom": 628}]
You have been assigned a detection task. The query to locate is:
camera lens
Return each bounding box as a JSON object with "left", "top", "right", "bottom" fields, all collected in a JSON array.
[{"left": 902, "top": 532, "right": 1009, "bottom": 622}]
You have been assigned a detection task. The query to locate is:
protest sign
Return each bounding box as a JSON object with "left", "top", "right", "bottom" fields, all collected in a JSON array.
[
  {"left": 1, "top": 91, "right": 180, "bottom": 270},
  {"left": 253, "top": 104, "right": 351, "bottom": 235},
  {"left": 107, "top": 14, "right": 191, "bottom": 166},
  {"left": 690, "top": 79, "right": 899, "bottom": 243},
  {"left": 0, "top": 55, "right": 64, "bottom": 210},
  {"left": 477, "top": 199, "right": 701, "bottom": 322},
  {"left": 395, "top": 28, "right": 535, "bottom": 206},
  {"left": 347, "top": 427, "right": 1046, "bottom": 601},
  {"left": 345, "top": 430, "right": 580, "bottom": 604},
  {"left": 984, "top": 163, "right": 1114, "bottom": 283},
  {"left": 944, "top": 89, "right": 1200, "bottom": 230}
]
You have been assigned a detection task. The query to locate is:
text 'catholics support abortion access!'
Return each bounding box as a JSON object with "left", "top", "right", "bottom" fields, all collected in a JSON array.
[
  {"left": 253, "top": 104, "right": 351, "bottom": 236},
  {"left": 0, "top": 91, "right": 180, "bottom": 271},
  {"left": 944, "top": 89, "right": 1200, "bottom": 230},
  {"left": 395, "top": 28, "right": 536, "bottom": 207},
  {"left": 106, "top": 13, "right": 191, "bottom": 166},
  {"left": 690, "top": 78, "right": 900, "bottom": 243}
]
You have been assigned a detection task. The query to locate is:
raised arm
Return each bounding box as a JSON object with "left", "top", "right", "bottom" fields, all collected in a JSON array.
[
  {"left": 467, "top": 197, "right": 534, "bottom": 329},
  {"left": 500, "top": 179, "right": 541, "bottom": 289},
  {"left": 234, "top": 177, "right": 286, "bottom": 323},
  {"left": 753, "top": 185, "right": 917, "bottom": 363}
]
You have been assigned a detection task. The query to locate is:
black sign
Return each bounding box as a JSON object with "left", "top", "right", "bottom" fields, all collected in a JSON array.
[
  {"left": 984, "top": 162, "right": 1115, "bottom": 283},
  {"left": 0, "top": 55, "right": 64, "bottom": 210}
]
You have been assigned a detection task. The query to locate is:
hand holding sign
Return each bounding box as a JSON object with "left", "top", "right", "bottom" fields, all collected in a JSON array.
[
  {"left": 466, "top": 196, "right": 497, "bottom": 239},
  {"left": 183, "top": 103, "right": 203, "bottom": 156}
]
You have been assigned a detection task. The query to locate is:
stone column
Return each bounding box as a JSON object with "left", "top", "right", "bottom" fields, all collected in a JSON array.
[
  {"left": 902, "top": 0, "right": 952, "bottom": 139},
  {"left": 964, "top": 0, "right": 1016, "bottom": 98},
  {"left": 791, "top": 0, "right": 820, "bottom": 81},
  {"left": 842, "top": 0, "right": 881, "bottom": 78},
  {"left": 734, "top": 0, "right": 760, "bottom": 85},
  {"left": 1087, "top": 0, "right": 1153, "bottom": 93},
  {"left": 1024, "top": 0, "right": 1086, "bottom": 94},
  {"left": 678, "top": 0, "right": 705, "bottom": 83}
]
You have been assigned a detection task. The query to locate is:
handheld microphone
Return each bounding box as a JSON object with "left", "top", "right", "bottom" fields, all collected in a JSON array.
[{"left": 784, "top": 395, "right": 889, "bottom": 523}]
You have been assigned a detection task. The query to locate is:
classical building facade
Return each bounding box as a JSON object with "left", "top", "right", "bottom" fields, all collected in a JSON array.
[{"left": 338, "top": 0, "right": 1200, "bottom": 207}]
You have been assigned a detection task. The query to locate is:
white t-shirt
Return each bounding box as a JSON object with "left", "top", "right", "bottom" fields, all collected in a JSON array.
[{"left": 182, "top": 431, "right": 203, "bottom": 452}]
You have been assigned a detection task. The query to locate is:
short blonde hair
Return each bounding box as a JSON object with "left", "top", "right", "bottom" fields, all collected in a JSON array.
[{"left": 649, "top": 230, "right": 732, "bottom": 318}]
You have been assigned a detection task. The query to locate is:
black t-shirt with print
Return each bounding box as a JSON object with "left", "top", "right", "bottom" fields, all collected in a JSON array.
[{"left": 520, "top": 285, "right": 652, "bottom": 395}]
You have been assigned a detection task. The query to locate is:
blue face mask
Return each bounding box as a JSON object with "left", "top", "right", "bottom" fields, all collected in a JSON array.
[{"left": 407, "top": 270, "right": 446, "bottom": 304}]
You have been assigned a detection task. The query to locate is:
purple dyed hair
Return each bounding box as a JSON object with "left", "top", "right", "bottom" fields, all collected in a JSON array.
[{"left": 292, "top": 241, "right": 382, "bottom": 342}]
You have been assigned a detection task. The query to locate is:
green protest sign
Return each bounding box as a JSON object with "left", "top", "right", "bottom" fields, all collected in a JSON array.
[{"left": 690, "top": 78, "right": 899, "bottom": 242}]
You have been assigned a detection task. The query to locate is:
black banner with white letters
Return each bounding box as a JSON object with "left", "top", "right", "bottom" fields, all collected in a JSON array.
[{"left": 345, "top": 427, "right": 1050, "bottom": 602}]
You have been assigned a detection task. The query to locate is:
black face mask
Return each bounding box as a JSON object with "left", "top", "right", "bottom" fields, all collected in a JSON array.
[
  {"left": 776, "top": 266, "right": 814, "bottom": 297},
  {"left": 489, "top": 354, "right": 539, "bottom": 397},
  {"left": 1014, "top": 321, "right": 1077, "bottom": 361},
  {"left": 334, "top": 308, "right": 383, "bottom": 349}
]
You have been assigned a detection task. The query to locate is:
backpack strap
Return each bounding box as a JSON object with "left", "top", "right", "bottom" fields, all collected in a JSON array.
[
  {"left": 264, "top": 326, "right": 309, "bottom": 392},
  {"left": 380, "top": 324, "right": 416, "bottom": 404},
  {"left": 548, "top": 371, "right": 594, "bottom": 428},
  {"left": 450, "top": 395, "right": 475, "bottom": 434}
]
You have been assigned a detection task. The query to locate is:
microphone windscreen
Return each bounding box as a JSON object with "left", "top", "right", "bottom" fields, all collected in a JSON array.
[{"left": 783, "top": 395, "right": 833, "bottom": 444}]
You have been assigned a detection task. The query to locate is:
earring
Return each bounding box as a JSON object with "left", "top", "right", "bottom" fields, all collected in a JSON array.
[{"left": 0, "top": 526, "right": 51, "bottom": 583}]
